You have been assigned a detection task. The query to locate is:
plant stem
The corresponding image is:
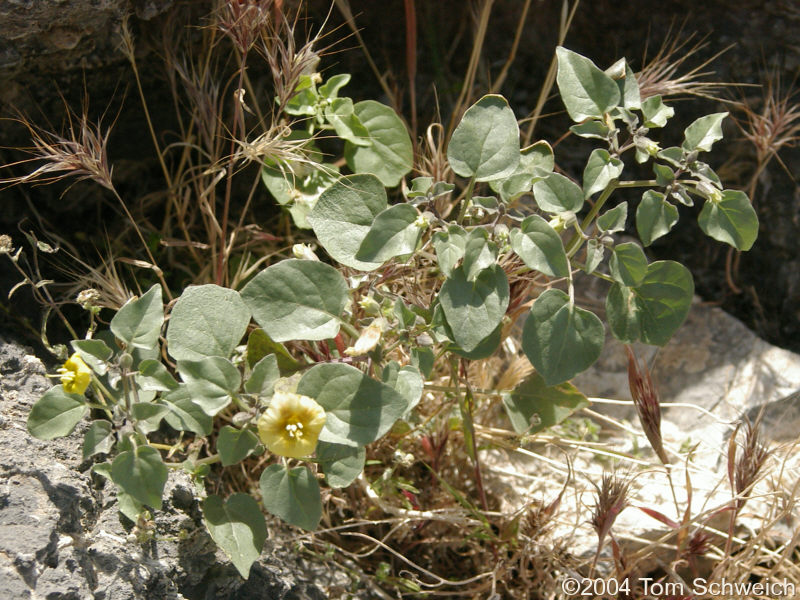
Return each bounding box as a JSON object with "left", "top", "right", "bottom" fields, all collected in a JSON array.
[{"left": 456, "top": 176, "right": 476, "bottom": 224}]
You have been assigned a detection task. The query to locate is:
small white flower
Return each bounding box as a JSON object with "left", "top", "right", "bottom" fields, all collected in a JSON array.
[
  {"left": 292, "top": 243, "right": 319, "bottom": 261},
  {"left": 344, "top": 319, "right": 385, "bottom": 356}
]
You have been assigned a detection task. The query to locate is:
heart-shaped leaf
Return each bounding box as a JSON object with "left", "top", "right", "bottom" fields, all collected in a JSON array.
[
  {"left": 217, "top": 426, "right": 260, "bottom": 467},
  {"left": 636, "top": 190, "right": 679, "bottom": 246},
  {"left": 345, "top": 100, "right": 413, "bottom": 187},
  {"left": 316, "top": 442, "right": 366, "bottom": 488},
  {"left": 111, "top": 284, "right": 163, "bottom": 350},
  {"left": 167, "top": 285, "right": 250, "bottom": 361},
  {"left": 583, "top": 149, "right": 623, "bottom": 198},
  {"left": 698, "top": 190, "right": 758, "bottom": 251},
  {"left": 27, "top": 386, "right": 87, "bottom": 440},
  {"left": 609, "top": 242, "right": 648, "bottom": 287},
  {"left": 509, "top": 214, "right": 569, "bottom": 278},
  {"left": 111, "top": 445, "right": 167, "bottom": 510},
  {"left": 259, "top": 464, "right": 322, "bottom": 531},
  {"left": 521, "top": 289, "right": 604, "bottom": 386},
  {"left": 203, "top": 493, "right": 267, "bottom": 578},
  {"left": 606, "top": 260, "right": 694, "bottom": 346},
  {"left": 241, "top": 259, "right": 349, "bottom": 342},
  {"left": 447, "top": 94, "right": 520, "bottom": 182},
  {"left": 356, "top": 203, "right": 421, "bottom": 263},
  {"left": 177, "top": 357, "right": 241, "bottom": 416},
  {"left": 439, "top": 265, "right": 509, "bottom": 353},
  {"left": 533, "top": 173, "right": 584, "bottom": 213},
  {"left": 307, "top": 174, "right": 387, "bottom": 270}
]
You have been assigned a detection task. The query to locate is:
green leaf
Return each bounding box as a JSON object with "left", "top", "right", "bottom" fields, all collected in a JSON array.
[
  {"left": 111, "top": 445, "right": 167, "bottom": 510},
  {"left": 555, "top": 47, "right": 620, "bottom": 121},
  {"left": 285, "top": 74, "right": 318, "bottom": 116},
  {"left": 637, "top": 190, "right": 679, "bottom": 246},
  {"left": 27, "top": 386, "right": 87, "bottom": 440},
  {"left": 307, "top": 173, "right": 387, "bottom": 270},
  {"left": 462, "top": 227, "right": 497, "bottom": 281},
  {"left": 447, "top": 94, "right": 520, "bottom": 182},
  {"left": 382, "top": 362, "right": 423, "bottom": 416},
  {"left": 137, "top": 359, "right": 179, "bottom": 392},
  {"left": 597, "top": 202, "right": 628, "bottom": 233},
  {"left": 162, "top": 387, "right": 213, "bottom": 435},
  {"left": 325, "top": 97, "right": 371, "bottom": 146},
  {"left": 316, "top": 442, "right": 366, "bottom": 488},
  {"left": 130, "top": 403, "right": 169, "bottom": 435},
  {"left": 355, "top": 203, "right": 421, "bottom": 263},
  {"left": 502, "top": 372, "right": 590, "bottom": 434},
  {"left": 241, "top": 259, "right": 349, "bottom": 342},
  {"left": 71, "top": 339, "right": 112, "bottom": 375},
  {"left": 297, "top": 363, "right": 407, "bottom": 446},
  {"left": 177, "top": 357, "right": 241, "bottom": 416},
  {"left": 261, "top": 161, "right": 339, "bottom": 230},
  {"left": 521, "top": 289, "right": 604, "bottom": 385},
  {"left": 217, "top": 426, "right": 260, "bottom": 467},
  {"left": 605, "top": 260, "right": 694, "bottom": 346},
  {"left": 653, "top": 163, "right": 675, "bottom": 187},
  {"left": 203, "top": 493, "right": 267, "bottom": 578},
  {"left": 682, "top": 112, "right": 728, "bottom": 153},
  {"left": 246, "top": 329, "right": 301, "bottom": 373},
  {"left": 318, "top": 73, "right": 351, "bottom": 99},
  {"left": 432, "top": 225, "right": 467, "bottom": 278},
  {"left": 583, "top": 149, "right": 624, "bottom": 198},
  {"left": 407, "top": 176, "right": 433, "bottom": 197},
  {"left": 509, "top": 214, "right": 569, "bottom": 278},
  {"left": 167, "top": 284, "right": 250, "bottom": 361},
  {"left": 345, "top": 100, "right": 413, "bottom": 187},
  {"left": 657, "top": 146, "right": 684, "bottom": 167},
  {"left": 83, "top": 420, "right": 115, "bottom": 459},
  {"left": 613, "top": 59, "right": 641, "bottom": 110},
  {"left": 259, "top": 464, "right": 322, "bottom": 531},
  {"left": 411, "top": 347, "right": 434, "bottom": 379},
  {"left": 245, "top": 354, "right": 280, "bottom": 397},
  {"left": 439, "top": 265, "right": 509, "bottom": 353},
  {"left": 640, "top": 95, "right": 674, "bottom": 128},
  {"left": 447, "top": 323, "right": 502, "bottom": 360},
  {"left": 110, "top": 284, "right": 163, "bottom": 350},
  {"left": 533, "top": 173, "right": 584, "bottom": 213},
  {"left": 584, "top": 238, "right": 605, "bottom": 274},
  {"left": 698, "top": 190, "right": 758, "bottom": 251},
  {"left": 570, "top": 120, "right": 610, "bottom": 140},
  {"left": 609, "top": 242, "right": 648, "bottom": 287},
  {"left": 489, "top": 140, "right": 555, "bottom": 202}
]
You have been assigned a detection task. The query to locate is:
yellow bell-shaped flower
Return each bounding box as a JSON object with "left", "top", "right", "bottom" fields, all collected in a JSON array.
[
  {"left": 257, "top": 392, "right": 326, "bottom": 459},
  {"left": 58, "top": 353, "right": 92, "bottom": 395}
]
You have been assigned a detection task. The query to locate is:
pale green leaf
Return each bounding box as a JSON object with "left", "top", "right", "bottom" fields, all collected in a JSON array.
[
  {"left": 447, "top": 94, "right": 520, "bottom": 182},
  {"left": 241, "top": 259, "right": 349, "bottom": 342}
]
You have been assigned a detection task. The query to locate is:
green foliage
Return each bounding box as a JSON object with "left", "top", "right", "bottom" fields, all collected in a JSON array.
[
  {"left": 241, "top": 259, "right": 349, "bottom": 342},
  {"left": 23, "top": 44, "right": 758, "bottom": 582},
  {"left": 203, "top": 493, "right": 267, "bottom": 579},
  {"left": 502, "top": 373, "right": 590, "bottom": 434},
  {"left": 259, "top": 464, "right": 322, "bottom": 531}
]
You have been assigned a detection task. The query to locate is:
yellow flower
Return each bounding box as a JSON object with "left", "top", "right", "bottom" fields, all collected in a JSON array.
[
  {"left": 257, "top": 392, "right": 326, "bottom": 458},
  {"left": 58, "top": 353, "right": 92, "bottom": 395}
]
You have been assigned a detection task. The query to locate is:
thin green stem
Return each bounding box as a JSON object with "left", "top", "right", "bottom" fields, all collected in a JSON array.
[{"left": 456, "top": 177, "right": 477, "bottom": 225}]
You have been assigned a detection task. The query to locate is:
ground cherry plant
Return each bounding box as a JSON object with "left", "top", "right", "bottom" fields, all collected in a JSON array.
[{"left": 20, "top": 46, "right": 758, "bottom": 579}]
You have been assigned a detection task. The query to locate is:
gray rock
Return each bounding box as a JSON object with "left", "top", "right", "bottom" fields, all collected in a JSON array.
[{"left": 0, "top": 336, "right": 378, "bottom": 599}]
